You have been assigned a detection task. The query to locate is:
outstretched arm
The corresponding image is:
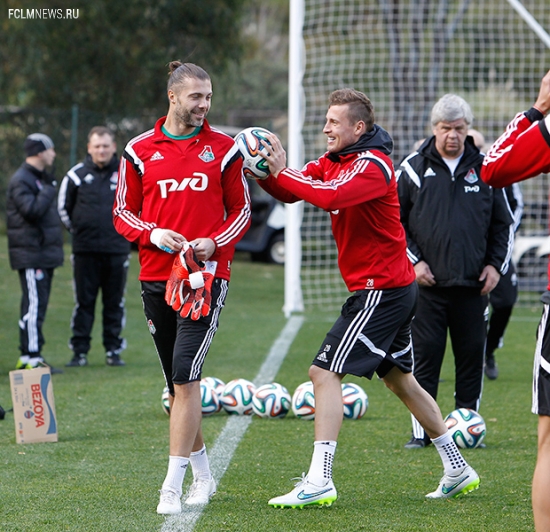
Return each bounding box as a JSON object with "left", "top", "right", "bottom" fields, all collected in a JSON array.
[{"left": 482, "top": 70, "right": 550, "bottom": 187}]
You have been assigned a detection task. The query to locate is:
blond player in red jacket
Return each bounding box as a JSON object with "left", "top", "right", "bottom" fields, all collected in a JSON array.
[
  {"left": 482, "top": 69, "right": 550, "bottom": 532},
  {"left": 113, "top": 62, "right": 250, "bottom": 514},
  {"left": 260, "top": 88, "right": 479, "bottom": 508}
]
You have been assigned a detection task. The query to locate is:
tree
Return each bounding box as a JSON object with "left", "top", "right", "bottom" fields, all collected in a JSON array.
[{"left": 0, "top": 0, "right": 248, "bottom": 116}]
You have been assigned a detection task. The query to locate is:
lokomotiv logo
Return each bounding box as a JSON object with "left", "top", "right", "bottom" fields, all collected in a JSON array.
[{"left": 157, "top": 173, "right": 208, "bottom": 198}]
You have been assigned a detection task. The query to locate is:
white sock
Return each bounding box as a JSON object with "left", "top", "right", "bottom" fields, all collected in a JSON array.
[
  {"left": 161, "top": 456, "right": 189, "bottom": 496},
  {"left": 189, "top": 445, "right": 212, "bottom": 481},
  {"left": 432, "top": 431, "right": 467, "bottom": 475},
  {"left": 307, "top": 440, "right": 337, "bottom": 486},
  {"left": 18, "top": 355, "right": 30, "bottom": 365}
]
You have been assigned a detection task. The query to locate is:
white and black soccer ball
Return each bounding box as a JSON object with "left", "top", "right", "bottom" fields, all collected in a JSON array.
[
  {"left": 291, "top": 381, "right": 316, "bottom": 420},
  {"left": 219, "top": 378, "right": 256, "bottom": 415},
  {"left": 200, "top": 378, "right": 221, "bottom": 416},
  {"left": 201, "top": 376, "right": 225, "bottom": 398},
  {"left": 235, "top": 127, "right": 273, "bottom": 180},
  {"left": 444, "top": 408, "right": 486, "bottom": 449},
  {"left": 252, "top": 382, "right": 292, "bottom": 419},
  {"left": 341, "top": 382, "right": 368, "bottom": 420},
  {"left": 161, "top": 386, "right": 171, "bottom": 416}
]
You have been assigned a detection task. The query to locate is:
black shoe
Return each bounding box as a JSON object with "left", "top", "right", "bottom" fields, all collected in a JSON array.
[
  {"left": 66, "top": 354, "right": 88, "bottom": 367},
  {"left": 404, "top": 435, "right": 432, "bottom": 449},
  {"left": 106, "top": 352, "right": 125, "bottom": 366},
  {"left": 484, "top": 354, "right": 499, "bottom": 380},
  {"left": 35, "top": 357, "right": 63, "bottom": 374}
]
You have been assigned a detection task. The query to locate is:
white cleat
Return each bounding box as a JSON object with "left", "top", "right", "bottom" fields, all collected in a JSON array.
[
  {"left": 185, "top": 476, "right": 217, "bottom": 505},
  {"left": 426, "top": 465, "right": 480, "bottom": 499},
  {"left": 268, "top": 474, "right": 337, "bottom": 509},
  {"left": 156, "top": 489, "right": 182, "bottom": 514}
]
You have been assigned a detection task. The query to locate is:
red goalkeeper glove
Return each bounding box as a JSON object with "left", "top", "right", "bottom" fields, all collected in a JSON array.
[
  {"left": 198, "top": 262, "right": 217, "bottom": 318},
  {"left": 184, "top": 262, "right": 217, "bottom": 320},
  {"left": 179, "top": 254, "right": 218, "bottom": 320},
  {"left": 165, "top": 250, "right": 190, "bottom": 310}
]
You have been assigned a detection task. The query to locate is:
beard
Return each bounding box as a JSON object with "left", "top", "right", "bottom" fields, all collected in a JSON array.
[{"left": 174, "top": 105, "right": 206, "bottom": 129}]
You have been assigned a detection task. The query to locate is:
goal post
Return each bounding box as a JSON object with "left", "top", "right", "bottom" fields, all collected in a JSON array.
[
  {"left": 284, "top": 0, "right": 305, "bottom": 317},
  {"left": 284, "top": 0, "right": 550, "bottom": 315}
]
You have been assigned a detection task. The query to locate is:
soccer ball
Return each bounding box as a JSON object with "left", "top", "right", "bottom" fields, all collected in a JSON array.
[
  {"left": 291, "top": 381, "right": 316, "bottom": 420},
  {"left": 235, "top": 127, "right": 273, "bottom": 180},
  {"left": 200, "top": 378, "right": 221, "bottom": 416},
  {"left": 341, "top": 382, "right": 368, "bottom": 420},
  {"left": 252, "top": 383, "right": 292, "bottom": 419},
  {"left": 219, "top": 378, "right": 256, "bottom": 415},
  {"left": 161, "top": 386, "right": 171, "bottom": 416},
  {"left": 201, "top": 376, "right": 225, "bottom": 398},
  {"left": 444, "top": 408, "right": 486, "bottom": 449}
]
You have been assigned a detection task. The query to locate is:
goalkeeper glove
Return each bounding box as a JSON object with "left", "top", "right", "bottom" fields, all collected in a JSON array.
[
  {"left": 181, "top": 261, "right": 217, "bottom": 320},
  {"left": 178, "top": 251, "right": 218, "bottom": 320},
  {"left": 198, "top": 262, "right": 217, "bottom": 318},
  {"left": 181, "top": 245, "right": 206, "bottom": 289},
  {"left": 165, "top": 250, "right": 191, "bottom": 311}
]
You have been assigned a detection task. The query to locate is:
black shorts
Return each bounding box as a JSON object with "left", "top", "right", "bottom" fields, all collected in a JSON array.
[
  {"left": 312, "top": 282, "right": 418, "bottom": 379},
  {"left": 141, "top": 279, "right": 228, "bottom": 393},
  {"left": 533, "top": 303, "right": 550, "bottom": 416}
]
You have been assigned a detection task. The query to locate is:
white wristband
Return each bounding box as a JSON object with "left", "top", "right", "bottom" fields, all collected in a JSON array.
[{"left": 150, "top": 228, "right": 167, "bottom": 248}]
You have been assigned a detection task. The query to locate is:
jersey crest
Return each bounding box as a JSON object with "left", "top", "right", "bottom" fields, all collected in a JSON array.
[
  {"left": 464, "top": 168, "right": 478, "bottom": 184},
  {"left": 199, "top": 145, "right": 215, "bottom": 163}
]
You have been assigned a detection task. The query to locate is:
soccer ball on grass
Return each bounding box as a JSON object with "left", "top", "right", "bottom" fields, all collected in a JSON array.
[
  {"left": 200, "top": 378, "right": 221, "bottom": 416},
  {"left": 291, "top": 381, "right": 316, "bottom": 420},
  {"left": 341, "top": 382, "right": 368, "bottom": 420},
  {"left": 161, "top": 386, "right": 171, "bottom": 416},
  {"left": 219, "top": 378, "right": 256, "bottom": 415},
  {"left": 252, "top": 382, "right": 291, "bottom": 419},
  {"left": 201, "top": 376, "right": 225, "bottom": 397}
]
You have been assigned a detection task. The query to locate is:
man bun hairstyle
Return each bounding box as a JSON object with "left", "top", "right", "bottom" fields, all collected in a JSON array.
[
  {"left": 431, "top": 94, "right": 473, "bottom": 126},
  {"left": 167, "top": 61, "right": 210, "bottom": 91},
  {"left": 329, "top": 88, "right": 375, "bottom": 131}
]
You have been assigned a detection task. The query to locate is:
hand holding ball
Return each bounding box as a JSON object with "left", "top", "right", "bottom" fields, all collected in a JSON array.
[{"left": 235, "top": 127, "right": 276, "bottom": 180}]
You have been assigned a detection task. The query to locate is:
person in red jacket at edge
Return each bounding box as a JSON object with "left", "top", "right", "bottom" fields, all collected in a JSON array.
[
  {"left": 113, "top": 61, "right": 251, "bottom": 515},
  {"left": 258, "top": 88, "right": 479, "bottom": 508},
  {"left": 481, "top": 69, "right": 550, "bottom": 532}
]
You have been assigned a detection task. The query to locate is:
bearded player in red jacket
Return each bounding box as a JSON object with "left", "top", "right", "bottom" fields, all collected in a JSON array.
[
  {"left": 113, "top": 62, "right": 250, "bottom": 514},
  {"left": 482, "top": 69, "right": 550, "bottom": 532},
  {"left": 260, "top": 88, "right": 479, "bottom": 508}
]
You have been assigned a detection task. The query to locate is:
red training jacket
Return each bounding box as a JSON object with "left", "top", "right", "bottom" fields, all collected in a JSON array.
[
  {"left": 482, "top": 111, "right": 550, "bottom": 289},
  {"left": 261, "top": 148, "right": 415, "bottom": 292},
  {"left": 113, "top": 117, "right": 251, "bottom": 281}
]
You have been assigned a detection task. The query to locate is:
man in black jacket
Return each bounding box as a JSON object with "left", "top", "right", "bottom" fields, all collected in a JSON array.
[
  {"left": 58, "top": 127, "right": 131, "bottom": 367},
  {"left": 397, "top": 94, "right": 513, "bottom": 448},
  {"left": 7, "top": 133, "right": 64, "bottom": 373}
]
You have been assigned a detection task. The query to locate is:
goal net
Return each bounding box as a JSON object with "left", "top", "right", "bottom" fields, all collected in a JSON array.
[{"left": 287, "top": 0, "right": 550, "bottom": 313}]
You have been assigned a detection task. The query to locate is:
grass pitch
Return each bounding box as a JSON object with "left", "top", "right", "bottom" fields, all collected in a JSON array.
[{"left": 0, "top": 236, "right": 539, "bottom": 531}]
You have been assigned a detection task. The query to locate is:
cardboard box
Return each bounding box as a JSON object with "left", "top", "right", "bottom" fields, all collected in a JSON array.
[{"left": 9, "top": 366, "right": 58, "bottom": 444}]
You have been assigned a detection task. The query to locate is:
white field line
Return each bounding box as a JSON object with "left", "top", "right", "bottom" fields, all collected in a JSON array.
[{"left": 161, "top": 315, "right": 305, "bottom": 532}]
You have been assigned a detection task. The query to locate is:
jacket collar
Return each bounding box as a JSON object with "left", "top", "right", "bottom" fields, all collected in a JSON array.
[
  {"left": 327, "top": 124, "right": 393, "bottom": 162},
  {"left": 154, "top": 116, "right": 211, "bottom": 141},
  {"left": 22, "top": 162, "right": 47, "bottom": 179},
  {"left": 418, "top": 135, "right": 481, "bottom": 169},
  {"left": 84, "top": 153, "right": 119, "bottom": 173}
]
